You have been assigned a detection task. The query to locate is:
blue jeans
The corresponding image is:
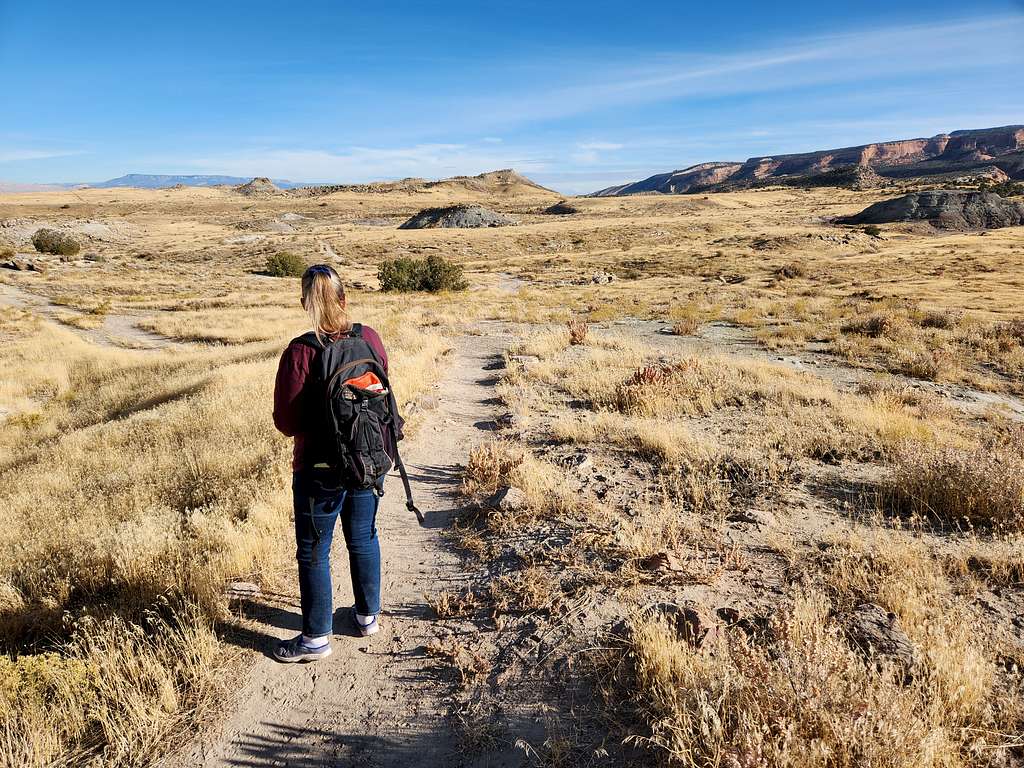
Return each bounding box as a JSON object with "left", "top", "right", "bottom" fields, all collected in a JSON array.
[{"left": 293, "top": 473, "right": 382, "bottom": 637}]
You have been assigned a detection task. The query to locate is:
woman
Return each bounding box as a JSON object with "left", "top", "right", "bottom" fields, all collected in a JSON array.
[{"left": 271, "top": 264, "right": 390, "bottom": 662}]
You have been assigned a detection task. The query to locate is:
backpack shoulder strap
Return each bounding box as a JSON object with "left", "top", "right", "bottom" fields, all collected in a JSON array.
[
  {"left": 350, "top": 322, "right": 363, "bottom": 337},
  {"left": 295, "top": 331, "right": 323, "bottom": 350}
]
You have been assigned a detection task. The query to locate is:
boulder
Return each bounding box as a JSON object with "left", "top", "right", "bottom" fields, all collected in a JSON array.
[
  {"left": 399, "top": 204, "right": 517, "bottom": 229},
  {"left": 842, "top": 602, "right": 916, "bottom": 676},
  {"left": 590, "top": 271, "right": 615, "bottom": 284},
  {"left": 487, "top": 486, "right": 529, "bottom": 513},
  {"left": 839, "top": 190, "right": 1024, "bottom": 230}
]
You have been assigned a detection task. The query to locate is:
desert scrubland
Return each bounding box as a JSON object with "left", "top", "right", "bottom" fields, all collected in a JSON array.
[{"left": 1, "top": 176, "right": 1022, "bottom": 766}]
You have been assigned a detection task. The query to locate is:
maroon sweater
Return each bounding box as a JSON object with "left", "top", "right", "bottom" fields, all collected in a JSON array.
[{"left": 273, "top": 325, "right": 389, "bottom": 471}]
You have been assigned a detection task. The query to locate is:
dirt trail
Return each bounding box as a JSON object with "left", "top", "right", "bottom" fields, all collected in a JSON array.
[
  {"left": 0, "top": 280, "right": 181, "bottom": 349},
  {"left": 168, "top": 327, "right": 515, "bottom": 768}
]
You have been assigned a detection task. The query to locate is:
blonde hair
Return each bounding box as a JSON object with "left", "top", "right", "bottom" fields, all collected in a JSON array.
[{"left": 301, "top": 264, "right": 352, "bottom": 342}]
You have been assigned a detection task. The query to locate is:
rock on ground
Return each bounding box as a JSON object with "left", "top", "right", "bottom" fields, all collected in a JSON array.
[
  {"left": 398, "top": 204, "right": 518, "bottom": 229},
  {"left": 843, "top": 602, "right": 916, "bottom": 674},
  {"left": 840, "top": 190, "right": 1024, "bottom": 230}
]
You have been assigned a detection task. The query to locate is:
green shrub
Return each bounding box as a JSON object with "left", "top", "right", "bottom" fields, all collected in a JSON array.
[
  {"left": 264, "top": 251, "right": 306, "bottom": 278},
  {"left": 378, "top": 254, "right": 468, "bottom": 292},
  {"left": 978, "top": 179, "right": 1024, "bottom": 198},
  {"left": 31, "top": 228, "right": 80, "bottom": 256}
]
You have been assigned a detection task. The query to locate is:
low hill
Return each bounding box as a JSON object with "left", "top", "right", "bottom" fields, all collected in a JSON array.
[
  {"left": 591, "top": 125, "right": 1024, "bottom": 196},
  {"left": 289, "top": 169, "right": 557, "bottom": 198}
]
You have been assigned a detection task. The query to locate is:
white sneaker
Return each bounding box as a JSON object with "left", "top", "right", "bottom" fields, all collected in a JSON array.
[{"left": 353, "top": 609, "right": 380, "bottom": 637}]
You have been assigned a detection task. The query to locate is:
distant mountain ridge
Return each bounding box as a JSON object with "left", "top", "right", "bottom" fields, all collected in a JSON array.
[
  {"left": 88, "top": 173, "right": 307, "bottom": 189},
  {"left": 590, "top": 125, "right": 1024, "bottom": 196}
]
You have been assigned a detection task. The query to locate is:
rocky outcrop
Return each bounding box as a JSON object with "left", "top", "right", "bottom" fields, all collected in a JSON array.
[
  {"left": 292, "top": 169, "right": 555, "bottom": 198},
  {"left": 839, "top": 190, "right": 1024, "bottom": 230},
  {"left": 542, "top": 200, "right": 581, "bottom": 215},
  {"left": 592, "top": 162, "right": 742, "bottom": 196},
  {"left": 591, "top": 125, "right": 1024, "bottom": 196},
  {"left": 234, "top": 177, "right": 281, "bottom": 196},
  {"left": 399, "top": 204, "right": 517, "bottom": 229}
]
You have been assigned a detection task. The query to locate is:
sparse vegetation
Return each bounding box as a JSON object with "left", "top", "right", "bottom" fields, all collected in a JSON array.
[
  {"left": 888, "top": 430, "right": 1024, "bottom": 530},
  {"left": 31, "top": 228, "right": 80, "bottom": 256},
  {"left": 378, "top": 254, "right": 468, "bottom": 292},
  {"left": 2, "top": 179, "right": 1023, "bottom": 767},
  {"left": 263, "top": 250, "right": 306, "bottom": 277}
]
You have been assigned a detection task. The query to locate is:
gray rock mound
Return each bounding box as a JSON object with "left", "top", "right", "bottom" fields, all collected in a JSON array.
[
  {"left": 234, "top": 177, "right": 281, "bottom": 197},
  {"left": 840, "top": 190, "right": 1024, "bottom": 230},
  {"left": 542, "top": 200, "right": 581, "bottom": 215},
  {"left": 399, "top": 204, "right": 517, "bottom": 229}
]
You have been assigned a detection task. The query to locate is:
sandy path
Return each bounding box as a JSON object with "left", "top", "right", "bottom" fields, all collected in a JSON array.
[
  {"left": 0, "top": 280, "right": 180, "bottom": 349},
  {"left": 168, "top": 328, "right": 513, "bottom": 768}
]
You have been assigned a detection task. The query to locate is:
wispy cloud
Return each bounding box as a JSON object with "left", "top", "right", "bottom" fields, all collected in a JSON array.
[
  {"left": 450, "top": 16, "right": 1024, "bottom": 130},
  {"left": 571, "top": 141, "right": 624, "bottom": 164},
  {"left": 0, "top": 148, "right": 84, "bottom": 163}
]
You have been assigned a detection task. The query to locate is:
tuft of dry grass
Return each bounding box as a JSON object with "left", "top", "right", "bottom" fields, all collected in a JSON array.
[
  {"left": 615, "top": 589, "right": 1019, "bottom": 768},
  {"left": 566, "top": 317, "right": 589, "bottom": 346},
  {"left": 887, "top": 430, "right": 1024, "bottom": 531}
]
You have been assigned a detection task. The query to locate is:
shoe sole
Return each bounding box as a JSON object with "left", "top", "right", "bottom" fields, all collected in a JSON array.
[
  {"left": 359, "top": 623, "right": 379, "bottom": 637},
  {"left": 273, "top": 645, "right": 333, "bottom": 663}
]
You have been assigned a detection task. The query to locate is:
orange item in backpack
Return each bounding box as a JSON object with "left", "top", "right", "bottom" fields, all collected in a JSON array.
[{"left": 344, "top": 371, "right": 386, "bottom": 393}]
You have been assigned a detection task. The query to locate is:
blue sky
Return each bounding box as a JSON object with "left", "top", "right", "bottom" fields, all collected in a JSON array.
[{"left": 1, "top": 1, "right": 1023, "bottom": 193}]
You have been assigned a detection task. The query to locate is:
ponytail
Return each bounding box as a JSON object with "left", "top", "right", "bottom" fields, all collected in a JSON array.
[{"left": 301, "top": 264, "right": 352, "bottom": 343}]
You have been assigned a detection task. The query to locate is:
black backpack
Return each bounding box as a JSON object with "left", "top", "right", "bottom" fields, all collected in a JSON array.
[{"left": 297, "top": 324, "right": 420, "bottom": 518}]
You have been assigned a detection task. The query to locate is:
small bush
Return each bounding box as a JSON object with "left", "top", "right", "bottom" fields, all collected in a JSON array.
[
  {"left": 264, "top": 251, "right": 306, "bottom": 278},
  {"left": 378, "top": 255, "right": 468, "bottom": 292},
  {"left": 670, "top": 317, "right": 700, "bottom": 336},
  {"left": 31, "top": 228, "right": 80, "bottom": 256},
  {"left": 0, "top": 243, "right": 15, "bottom": 260},
  {"left": 917, "top": 309, "right": 960, "bottom": 330},
  {"left": 774, "top": 261, "right": 807, "bottom": 279},
  {"left": 888, "top": 431, "right": 1024, "bottom": 530},
  {"left": 567, "top": 318, "right": 589, "bottom": 345},
  {"left": 841, "top": 311, "right": 904, "bottom": 338},
  {"left": 862, "top": 224, "right": 883, "bottom": 238}
]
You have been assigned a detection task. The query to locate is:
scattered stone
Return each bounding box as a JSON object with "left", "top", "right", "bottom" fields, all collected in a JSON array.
[
  {"left": 542, "top": 200, "right": 580, "bottom": 215},
  {"left": 1, "top": 258, "right": 44, "bottom": 272},
  {"left": 279, "top": 212, "right": 306, "bottom": 222},
  {"left": 643, "top": 602, "right": 722, "bottom": 651},
  {"left": 590, "top": 271, "right": 615, "bottom": 284},
  {"left": 726, "top": 508, "right": 777, "bottom": 527},
  {"left": 557, "top": 451, "right": 593, "bottom": 472},
  {"left": 507, "top": 354, "right": 539, "bottom": 365},
  {"left": 226, "top": 581, "right": 261, "bottom": 598},
  {"left": 638, "top": 552, "right": 684, "bottom": 574},
  {"left": 842, "top": 602, "right": 916, "bottom": 676},
  {"left": 487, "top": 486, "right": 529, "bottom": 513},
  {"left": 839, "top": 190, "right": 1024, "bottom": 230},
  {"left": 399, "top": 204, "right": 518, "bottom": 229},
  {"left": 716, "top": 607, "right": 774, "bottom": 641}
]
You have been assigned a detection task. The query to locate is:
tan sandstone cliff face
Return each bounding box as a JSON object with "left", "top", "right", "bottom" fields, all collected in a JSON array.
[{"left": 592, "top": 126, "right": 1024, "bottom": 196}]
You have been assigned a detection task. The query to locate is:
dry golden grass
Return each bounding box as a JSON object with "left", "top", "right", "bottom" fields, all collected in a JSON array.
[
  {"left": 887, "top": 428, "right": 1024, "bottom": 531},
  {"left": 3, "top": 181, "right": 1024, "bottom": 765},
  {"left": 617, "top": 588, "right": 1020, "bottom": 768},
  {"left": 0, "top": 289, "right": 448, "bottom": 765}
]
